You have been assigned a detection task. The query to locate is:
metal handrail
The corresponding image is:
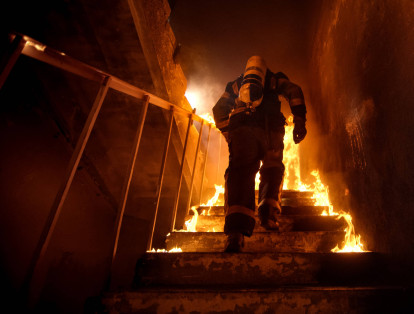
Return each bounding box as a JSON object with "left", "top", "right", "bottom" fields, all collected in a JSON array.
[
  {"left": 0, "top": 32, "right": 222, "bottom": 300},
  {"left": 3, "top": 33, "right": 208, "bottom": 123}
]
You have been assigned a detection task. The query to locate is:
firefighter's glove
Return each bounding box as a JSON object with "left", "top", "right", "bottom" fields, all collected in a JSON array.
[
  {"left": 293, "top": 116, "right": 307, "bottom": 144},
  {"left": 222, "top": 131, "right": 229, "bottom": 143}
]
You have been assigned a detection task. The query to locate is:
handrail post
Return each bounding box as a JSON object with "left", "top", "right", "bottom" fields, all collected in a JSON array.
[
  {"left": 147, "top": 106, "right": 174, "bottom": 250},
  {"left": 22, "top": 76, "right": 111, "bottom": 305},
  {"left": 198, "top": 124, "right": 212, "bottom": 206},
  {"left": 0, "top": 34, "right": 26, "bottom": 89},
  {"left": 109, "top": 95, "right": 150, "bottom": 282},
  {"left": 170, "top": 112, "right": 193, "bottom": 231},
  {"left": 185, "top": 120, "right": 204, "bottom": 215}
]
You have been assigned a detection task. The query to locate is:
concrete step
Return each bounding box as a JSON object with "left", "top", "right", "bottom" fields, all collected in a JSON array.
[
  {"left": 102, "top": 286, "right": 413, "bottom": 314},
  {"left": 200, "top": 200, "right": 318, "bottom": 211},
  {"left": 282, "top": 197, "right": 316, "bottom": 206},
  {"left": 198, "top": 191, "right": 316, "bottom": 213},
  {"left": 166, "top": 231, "right": 345, "bottom": 253},
  {"left": 197, "top": 205, "right": 328, "bottom": 216},
  {"left": 252, "top": 190, "right": 314, "bottom": 199},
  {"left": 280, "top": 190, "right": 314, "bottom": 199},
  {"left": 190, "top": 214, "right": 346, "bottom": 232},
  {"left": 134, "top": 252, "right": 384, "bottom": 288}
]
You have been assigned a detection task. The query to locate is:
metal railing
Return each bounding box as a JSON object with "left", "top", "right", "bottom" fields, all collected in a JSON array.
[{"left": 0, "top": 33, "right": 224, "bottom": 297}]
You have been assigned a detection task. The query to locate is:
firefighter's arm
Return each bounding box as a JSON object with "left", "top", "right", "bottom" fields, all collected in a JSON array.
[
  {"left": 213, "top": 81, "right": 237, "bottom": 141},
  {"left": 276, "top": 72, "right": 307, "bottom": 143}
]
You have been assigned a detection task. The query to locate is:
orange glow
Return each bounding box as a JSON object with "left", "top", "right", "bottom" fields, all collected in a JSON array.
[
  {"left": 147, "top": 247, "right": 182, "bottom": 253},
  {"left": 331, "top": 212, "right": 365, "bottom": 252},
  {"left": 255, "top": 162, "right": 262, "bottom": 190},
  {"left": 282, "top": 116, "right": 310, "bottom": 191},
  {"left": 25, "top": 40, "right": 46, "bottom": 52},
  {"left": 184, "top": 207, "right": 198, "bottom": 232},
  {"left": 175, "top": 114, "right": 367, "bottom": 252},
  {"left": 199, "top": 113, "right": 216, "bottom": 126},
  {"left": 308, "top": 170, "right": 367, "bottom": 252},
  {"left": 262, "top": 115, "right": 366, "bottom": 252},
  {"left": 201, "top": 184, "right": 224, "bottom": 211},
  {"left": 310, "top": 170, "right": 333, "bottom": 215},
  {"left": 185, "top": 90, "right": 200, "bottom": 109}
]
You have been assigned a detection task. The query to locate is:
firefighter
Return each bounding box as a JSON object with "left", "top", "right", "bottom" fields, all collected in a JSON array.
[{"left": 213, "top": 56, "right": 307, "bottom": 252}]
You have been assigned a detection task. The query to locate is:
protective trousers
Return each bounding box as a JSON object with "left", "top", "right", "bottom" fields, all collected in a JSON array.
[{"left": 224, "top": 125, "right": 285, "bottom": 236}]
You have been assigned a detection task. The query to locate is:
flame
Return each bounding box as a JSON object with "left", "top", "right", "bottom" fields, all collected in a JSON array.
[
  {"left": 184, "top": 207, "right": 199, "bottom": 232},
  {"left": 184, "top": 87, "right": 216, "bottom": 127},
  {"left": 282, "top": 117, "right": 310, "bottom": 191},
  {"left": 275, "top": 116, "right": 366, "bottom": 252},
  {"left": 331, "top": 212, "right": 365, "bottom": 252},
  {"left": 201, "top": 184, "right": 224, "bottom": 209},
  {"left": 310, "top": 170, "right": 333, "bottom": 215},
  {"left": 167, "top": 113, "right": 367, "bottom": 253},
  {"left": 254, "top": 116, "right": 311, "bottom": 191},
  {"left": 199, "top": 113, "right": 216, "bottom": 127},
  {"left": 178, "top": 176, "right": 224, "bottom": 233},
  {"left": 308, "top": 170, "right": 367, "bottom": 252},
  {"left": 147, "top": 247, "right": 182, "bottom": 253},
  {"left": 255, "top": 162, "right": 262, "bottom": 190}
]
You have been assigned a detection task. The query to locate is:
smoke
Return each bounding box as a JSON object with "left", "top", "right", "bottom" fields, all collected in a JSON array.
[
  {"left": 170, "top": 0, "right": 319, "bottom": 191},
  {"left": 179, "top": 45, "right": 227, "bottom": 115},
  {"left": 185, "top": 75, "right": 223, "bottom": 115}
]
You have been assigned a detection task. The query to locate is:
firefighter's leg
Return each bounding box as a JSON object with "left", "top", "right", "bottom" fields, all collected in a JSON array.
[
  {"left": 224, "top": 126, "right": 260, "bottom": 246},
  {"left": 258, "top": 129, "right": 285, "bottom": 230}
]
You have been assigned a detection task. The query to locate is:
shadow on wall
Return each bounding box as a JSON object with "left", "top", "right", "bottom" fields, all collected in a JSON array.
[{"left": 306, "top": 0, "right": 414, "bottom": 276}]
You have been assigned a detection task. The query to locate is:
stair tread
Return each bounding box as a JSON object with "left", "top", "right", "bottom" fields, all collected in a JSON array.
[
  {"left": 108, "top": 285, "right": 409, "bottom": 292},
  {"left": 189, "top": 214, "right": 346, "bottom": 232},
  {"left": 197, "top": 205, "right": 327, "bottom": 210},
  {"left": 166, "top": 231, "right": 345, "bottom": 253},
  {"left": 135, "top": 251, "right": 385, "bottom": 287},
  {"left": 103, "top": 187, "right": 400, "bottom": 313},
  {"left": 143, "top": 251, "right": 374, "bottom": 256},
  {"left": 103, "top": 285, "right": 412, "bottom": 313},
  {"left": 170, "top": 230, "right": 345, "bottom": 234},
  {"left": 197, "top": 205, "right": 328, "bottom": 215}
]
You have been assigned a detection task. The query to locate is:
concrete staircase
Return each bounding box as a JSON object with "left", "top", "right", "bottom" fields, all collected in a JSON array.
[{"left": 102, "top": 190, "right": 411, "bottom": 313}]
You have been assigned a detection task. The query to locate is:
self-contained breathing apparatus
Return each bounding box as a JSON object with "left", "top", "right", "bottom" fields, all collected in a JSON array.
[
  {"left": 230, "top": 56, "right": 286, "bottom": 129},
  {"left": 237, "top": 56, "right": 267, "bottom": 114}
]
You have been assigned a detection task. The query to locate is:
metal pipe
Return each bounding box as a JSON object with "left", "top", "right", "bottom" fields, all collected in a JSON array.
[
  {"left": 0, "top": 34, "right": 26, "bottom": 89},
  {"left": 185, "top": 120, "right": 204, "bottom": 215},
  {"left": 22, "top": 76, "right": 111, "bottom": 302},
  {"left": 170, "top": 112, "right": 193, "bottom": 231},
  {"left": 198, "top": 124, "right": 212, "bottom": 206},
  {"left": 147, "top": 107, "right": 174, "bottom": 250},
  {"left": 110, "top": 95, "right": 150, "bottom": 270}
]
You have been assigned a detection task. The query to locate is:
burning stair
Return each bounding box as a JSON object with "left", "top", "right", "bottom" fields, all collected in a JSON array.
[{"left": 101, "top": 190, "right": 411, "bottom": 313}]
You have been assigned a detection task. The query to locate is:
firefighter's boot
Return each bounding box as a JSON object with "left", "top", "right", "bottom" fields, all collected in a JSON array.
[
  {"left": 258, "top": 202, "right": 281, "bottom": 231},
  {"left": 224, "top": 233, "right": 245, "bottom": 252}
]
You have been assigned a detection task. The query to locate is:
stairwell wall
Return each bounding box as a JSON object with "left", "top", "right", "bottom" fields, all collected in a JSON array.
[
  {"left": 306, "top": 0, "right": 414, "bottom": 279},
  {"left": 0, "top": 0, "right": 201, "bottom": 312}
]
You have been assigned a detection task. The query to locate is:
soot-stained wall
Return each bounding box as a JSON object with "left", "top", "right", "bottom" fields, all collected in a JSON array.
[
  {"left": 307, "top": 0, "right": 414, "bottom": 274},
  {"left": 0, "top": 0, "right": 198, "bottom": 312}
]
